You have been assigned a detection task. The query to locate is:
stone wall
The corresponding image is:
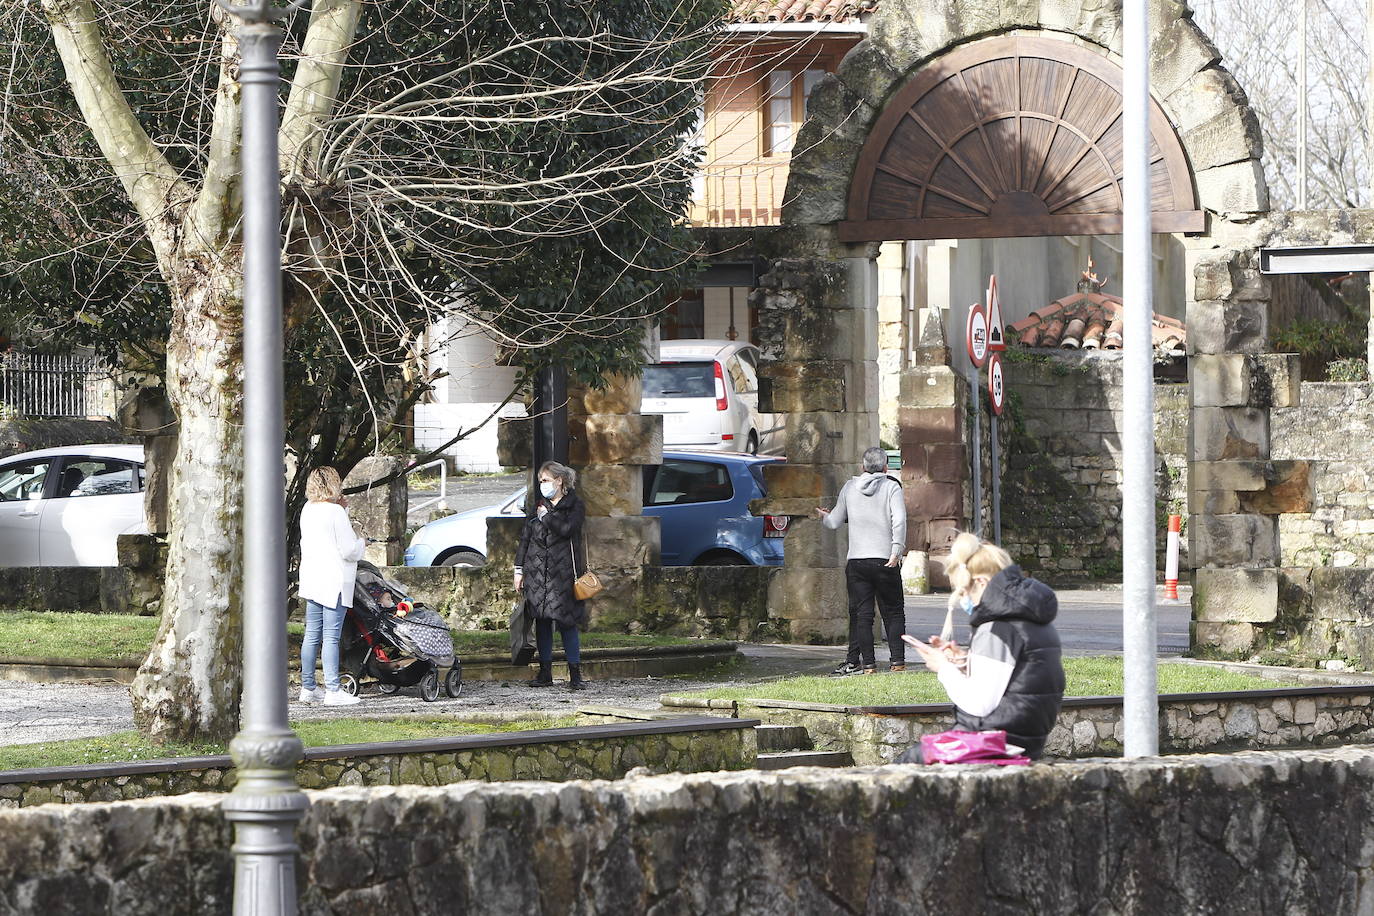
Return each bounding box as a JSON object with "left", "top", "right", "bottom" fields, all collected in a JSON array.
[
  {"left": 0, "top": 535, "right": 164, "bottom": 614},
  {"left": 998, "top": 352, "right": 1189, "bottom": 584},
  {"left": 386, "top": 553, "right": 780, "bottom": 640},
  {"left": 5, "top": 747, "right": 1374, "bottom": 914},
  {"left": 1273, "top": 382, "right": 1374, "bottom": 569},
  {"left": 666, "top": 683, "right": 1374, "bottom": 763},
  {"left": 0, "top": 718, "right": 757, "bottom": 809}
]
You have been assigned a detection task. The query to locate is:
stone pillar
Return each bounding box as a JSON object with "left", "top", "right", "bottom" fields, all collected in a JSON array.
[
  {"left": 1188, "top": 249, "right": 1308, "bottom": 653},
  {"left": 876, "top": 240, "right": 907, "bottom": 447},
  {"left": 117, "top": 385, "right": 177, "bottom": 537},
  {"left": 567, "top": 373, "right": 662, "bottom": 627},
  {"left": 753, "top": 237, "right": 879, "bottom": 642},
  {"left": 897, "top": 308, "right": 967, "bottom": 588},
  {"left": 344, "top": 456, "right": 407, "bottom": 566}
]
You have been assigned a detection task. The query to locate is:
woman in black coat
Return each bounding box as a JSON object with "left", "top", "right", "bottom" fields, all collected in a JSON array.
[{"left": 514, "top": 460, "right": 588, "bottom": 690}]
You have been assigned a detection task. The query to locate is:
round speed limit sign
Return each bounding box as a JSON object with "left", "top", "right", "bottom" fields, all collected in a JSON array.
[
  {"left": 988, "top": 352, "right": 1006, "bottom": 415},
  {"left": 966, "top": 304, "right": 988, "bottom": 368}
]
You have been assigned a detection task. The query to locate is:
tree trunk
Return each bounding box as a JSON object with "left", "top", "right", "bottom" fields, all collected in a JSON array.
[{"left": 130, "top": 263, "right": 246, "bottom": 743}]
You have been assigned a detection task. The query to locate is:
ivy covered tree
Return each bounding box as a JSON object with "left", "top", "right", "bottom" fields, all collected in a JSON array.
[{"left": 0, "top": 0, "right": 723, "bottom": 741}]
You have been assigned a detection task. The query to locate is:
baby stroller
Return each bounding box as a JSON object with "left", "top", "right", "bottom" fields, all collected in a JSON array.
[{"left": 338, "top": 561, "right": 462, "bottom": 701}]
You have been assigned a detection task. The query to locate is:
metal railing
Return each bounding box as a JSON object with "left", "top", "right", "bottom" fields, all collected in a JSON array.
[
  {"left": 406, "top": 458, "right": 449, "bottom": 515},
  {"left": 689, "top": 159, "right": 790, "bottom": 228},
  {"left": 0, "top": 352, "right": 118, "bottom": 419}
]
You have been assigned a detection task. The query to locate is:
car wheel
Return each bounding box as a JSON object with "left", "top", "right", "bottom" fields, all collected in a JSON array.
[
  {"left": 440, "top": 549, "right": 486, "bottom": 568},
  {"left": 745, "top": 432, "right": 759, "bottom": 455},
  {"left": 338, "top": 672, "right": 359, "bottom": 696},
  {"left": 444, "top": 665, "right": 463, "bottom": 698},
  {"left": 697, "top": 552, "right": 750, "bottom": 567},
  {"left": 419, "top": 670, "right": 440, "bottom": 702}
]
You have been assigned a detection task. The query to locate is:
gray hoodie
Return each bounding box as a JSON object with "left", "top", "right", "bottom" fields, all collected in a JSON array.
[{"left": 822, "top": 472, "right": 907, "bottom": 560}]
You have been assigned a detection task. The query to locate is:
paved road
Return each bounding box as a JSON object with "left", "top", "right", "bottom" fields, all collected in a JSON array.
[
  {"left": 904, "top": 587, "right": 1192, "bottom": 658},
  {"left": 407, "top": 472, "right": 523, "bottom": 525},
  {"left": 740, "top": 587, "right": 1193, "bottom": 675}
]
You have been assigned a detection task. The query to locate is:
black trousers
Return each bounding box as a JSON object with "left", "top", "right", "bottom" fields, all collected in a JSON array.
[{"left": 845, "top": 558, "right": 906, "bottom": 667}]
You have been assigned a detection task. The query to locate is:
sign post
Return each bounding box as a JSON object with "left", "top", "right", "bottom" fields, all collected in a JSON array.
[
  {"left": 987, "top": 275, "right": 1006, "bottom": 352},
  {"left": 966, "top": 304, "right": 988, "bottom": 536},
  {"left": 988, "top": 352, "right": 1005, "bottom": 545}
]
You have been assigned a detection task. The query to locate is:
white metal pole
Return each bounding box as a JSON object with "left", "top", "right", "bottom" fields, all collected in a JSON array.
[
  {"left": 1298, "top": 0, "right": 1309, "bottom": 209},
  {"left": 1122, "top": 0, "right": 1159, "bottom": 757}
]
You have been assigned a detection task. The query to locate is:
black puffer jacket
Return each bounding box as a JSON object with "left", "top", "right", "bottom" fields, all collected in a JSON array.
[
  {"left": 515, "top": 489, "right": 587, "bottom": 628},
  {"left": 955, "top": 565, "right": 1065, "bottom": 758}
]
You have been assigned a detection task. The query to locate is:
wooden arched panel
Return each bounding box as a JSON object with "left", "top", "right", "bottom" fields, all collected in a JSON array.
[{"left": 838, "top": 36, "right": 1204, "bottom": 241}]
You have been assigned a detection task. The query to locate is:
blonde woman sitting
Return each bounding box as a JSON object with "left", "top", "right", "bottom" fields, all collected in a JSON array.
[{"left": 907, "top": 533, "right": 1065, "bottom": 759}]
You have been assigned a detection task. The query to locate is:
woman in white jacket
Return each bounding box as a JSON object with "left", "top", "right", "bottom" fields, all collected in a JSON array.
[{"left": 297, "top": 467, "right": 366, "bottom": 706}]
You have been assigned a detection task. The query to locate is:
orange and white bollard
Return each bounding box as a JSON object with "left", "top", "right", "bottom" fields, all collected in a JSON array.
[{"left": 1163, "top": 514, "right": 1181, "bottom": 602}]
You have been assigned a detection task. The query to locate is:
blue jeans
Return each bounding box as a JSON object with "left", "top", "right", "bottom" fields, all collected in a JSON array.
[
  {"left": 535, "top": 618, "right": 580, "bottom": 665},
  {"left": 302, "top": 595, "right": 347, "bottom": 692}
]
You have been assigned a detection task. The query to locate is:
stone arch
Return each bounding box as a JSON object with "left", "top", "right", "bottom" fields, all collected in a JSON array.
[
  {"left": 752, "top": 0, "right": 1276, "bottom": 642},
  {"left": 839, "top": 34, "right": 1202, "bottom": 241}
]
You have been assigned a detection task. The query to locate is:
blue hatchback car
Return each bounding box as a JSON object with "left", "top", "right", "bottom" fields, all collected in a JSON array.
[{"left": 404, "top": 451, "right": 787, "bottom": 567}]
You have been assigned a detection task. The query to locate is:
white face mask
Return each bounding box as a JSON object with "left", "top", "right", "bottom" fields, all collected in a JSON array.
[
  {"left": 959, "top": 595, "right": 975, "bottom": 615},
  {"left": 539, "top": 481, "right": 558, "bottom": 500}
]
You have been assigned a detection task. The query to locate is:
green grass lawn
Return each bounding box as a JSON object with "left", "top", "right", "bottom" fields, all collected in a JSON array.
[
  {"left": 1, "top": 611, "right": 707, "bottom": 662},
  {"left": 673, "top": 657, "right": 1305, "bottom": 706},
  {"left": 8, "top": 612, "right": 161, "bottom": 660},
  {"left": 0, "top": 715, "right": 576, "bottom": 772}
]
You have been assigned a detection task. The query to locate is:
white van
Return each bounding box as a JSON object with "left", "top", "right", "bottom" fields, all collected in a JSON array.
[{"left": 642, "top": 340, "right": 781, "bottom": 454}]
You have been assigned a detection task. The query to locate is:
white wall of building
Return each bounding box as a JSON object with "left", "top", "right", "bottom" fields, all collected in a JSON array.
[
  {"left": 412, "top": 321, "right": 526, "bottom": 472},
  {"left": 913, "top": 234, "right": 1186, "bottom": 364}
]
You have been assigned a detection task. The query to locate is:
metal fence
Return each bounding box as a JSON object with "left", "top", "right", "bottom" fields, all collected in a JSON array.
[{"left": 0, "top": 352, "right": 119, "bottom": 419}]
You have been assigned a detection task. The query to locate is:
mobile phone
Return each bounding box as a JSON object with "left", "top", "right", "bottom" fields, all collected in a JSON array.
[{"left": 900, "top": 634, "right": 927, "bottom": 648}]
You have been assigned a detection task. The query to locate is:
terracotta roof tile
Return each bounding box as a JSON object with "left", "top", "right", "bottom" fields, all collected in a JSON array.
[
  {"left": 1006, "top": 292, "right": 1185, "bottom": 354},
  {"left": 728, "top": 0, "right": 877, "bottom": 23}
]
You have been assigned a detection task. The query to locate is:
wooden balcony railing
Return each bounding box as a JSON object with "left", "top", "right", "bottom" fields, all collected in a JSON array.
[{"left": 689, "top": 159, "right": 790, "bottom": 228}]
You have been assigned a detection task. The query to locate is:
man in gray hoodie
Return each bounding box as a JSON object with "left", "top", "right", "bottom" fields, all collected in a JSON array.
[{"left": 818, "top": 446, "right": 909, "bottom": 675}]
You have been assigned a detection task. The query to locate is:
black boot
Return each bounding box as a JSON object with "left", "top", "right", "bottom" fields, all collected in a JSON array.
[
  {"left": 568, "top": 664, "right": 587, "bottom": 691},
  {"left": 528, "top": 662, "right": 553, "bottom": 687}
]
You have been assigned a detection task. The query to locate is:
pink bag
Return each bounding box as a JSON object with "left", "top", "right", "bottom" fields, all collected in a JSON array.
[{"left": 919, "top": 730, "right": 1031, "bottom": 766}]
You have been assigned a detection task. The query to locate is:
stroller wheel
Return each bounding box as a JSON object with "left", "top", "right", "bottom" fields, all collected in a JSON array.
[
  {"left": 444, "top": 665, "right": 463, "bottom": 698},
  {"left": 377, "top": 682, "right": 399, "bottom": 695},
  {"left": 338, "top": 672, "right": 359, "bottom": 697},
  {"left": 419, "top": 670, "right": 440, "bottom": 702}
]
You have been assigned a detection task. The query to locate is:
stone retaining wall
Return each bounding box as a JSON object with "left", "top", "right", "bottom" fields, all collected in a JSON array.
[
  {"left": 1000, "top": 353, "right": 1188, "bottom": 584},
  {"left": 388, "top": 561, "right": 781, "bottom": 641},
  {"left": 4, "top": 747, "right": 1374, "bottom": 914},
  {"left": 1193, "top": 381, "right": 1374, "bottom": 666},
  {"left": 0, "top": 718, "right": 756, "bottom": 809},
  {"left": 666, "top": 684, "right": 1374, "bottom": 763}
]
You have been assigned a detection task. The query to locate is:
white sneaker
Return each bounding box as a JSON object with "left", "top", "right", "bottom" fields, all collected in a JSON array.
[
  {"left": 322, "top": 690, "right": 361, "bottom": 707},
  {"left": 298, "top": 686, "right": 326, "bottom": 704}
]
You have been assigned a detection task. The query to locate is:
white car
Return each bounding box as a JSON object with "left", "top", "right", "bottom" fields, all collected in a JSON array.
[
  {"left": 0, "top": 444, "right": 147, "bottom": 566},
  {"left": 642, "top": 340, "right": 781, "bottom": 454}
]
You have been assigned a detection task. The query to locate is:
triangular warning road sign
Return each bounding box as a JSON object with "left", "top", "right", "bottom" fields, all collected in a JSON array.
[{"left": 987, "top": 274, "right": 1006, "bottom": 351}]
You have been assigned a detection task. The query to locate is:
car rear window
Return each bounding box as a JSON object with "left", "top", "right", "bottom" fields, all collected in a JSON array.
[
  {"left": 648, "top": 459, "right": 734, "bottom": 506},
  {"left": 748, "top": 463, "right": 768, "bottom": 499},
  {"left": 642, "top": 363, "right": 713, "bottom": 399}
]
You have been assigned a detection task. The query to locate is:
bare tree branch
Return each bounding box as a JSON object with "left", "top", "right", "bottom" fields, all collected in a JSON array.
[
  {"left": 279, "top": 0, "right": 363, "bottom": 177},
  {"left": 38, "top": 0, "right": 192, "bottom": 265}
]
